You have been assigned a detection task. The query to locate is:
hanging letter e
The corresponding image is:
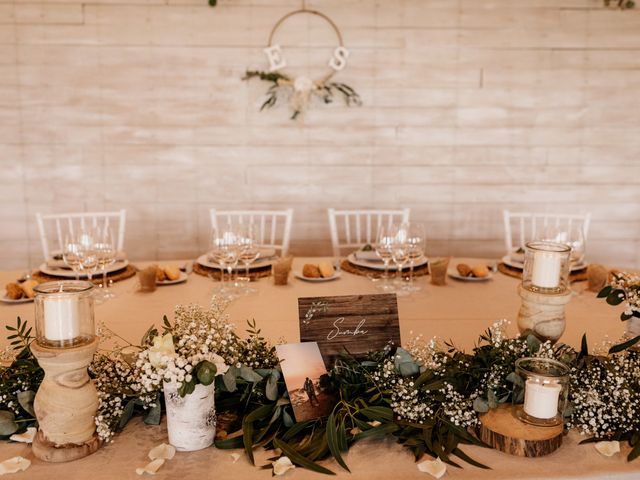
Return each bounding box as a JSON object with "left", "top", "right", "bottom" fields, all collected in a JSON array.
[{"left": 264, "top": 45, "right": 287, "bottom": 72}]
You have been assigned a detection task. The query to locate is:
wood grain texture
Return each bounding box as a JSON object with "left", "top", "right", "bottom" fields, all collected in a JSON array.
[
  {"left": 298, "top": 293, "right": 400, "bottom": 366},
  {"left": 477, "top": 404, "right": 564, "bottom": 458},
  {"left": 0, "top": 0, "right": 639, "bottom": 269}
]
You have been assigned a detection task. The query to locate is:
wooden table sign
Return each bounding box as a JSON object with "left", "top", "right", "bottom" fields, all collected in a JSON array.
[{"left": 298, "top": 293, "right": 401, "bottom": 367}]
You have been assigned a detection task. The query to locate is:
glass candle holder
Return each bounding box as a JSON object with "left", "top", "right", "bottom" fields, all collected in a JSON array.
[
  {"left": 513, "top": 357, "right": 570, "bottom": 427},
  {"left": 522, "top": 242, "right": 571, "bottom": 294},
  {"left": 34, "top": 281, "right": 95, "bottom": 348}
]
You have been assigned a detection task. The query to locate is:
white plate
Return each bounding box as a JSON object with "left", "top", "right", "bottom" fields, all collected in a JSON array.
[
  {"left": 196, "top": 253, "right": 275, "bottom": 271},
  {"left": 347, "top": 253, "right": 428, "bottom": 271},
  {"left": 500, "top": 255, "right": 587, "bottom": 272},
  {"left": 38, "top": 260, "right": 129, "bottom": 279},
  {"left": 447, "top": 268, "right": 493, "bottom": 282},
  {"left": 157, "top": 271, "right": 188, "bottom": 286},
  {"left": 0, "top": 295, "right": 33, "bottom": 304},
  {"left": 294, "top": 270, "right": 342, "bottom": 282}
]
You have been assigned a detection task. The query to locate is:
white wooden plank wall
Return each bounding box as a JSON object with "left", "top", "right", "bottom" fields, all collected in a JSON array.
[{"left": 0, "top": 0, "right": 639, "bottom": 269}]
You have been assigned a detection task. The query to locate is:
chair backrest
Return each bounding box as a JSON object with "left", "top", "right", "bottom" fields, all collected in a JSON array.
[
  {"left": 209, "top": 209, "right": 294, "bottom": 256},
  {"left": 502, "top": 210, "right": 592, "bottom": 254},
  {"left": 327, "top": 208, "right": 411, "bottom": 257},
  {"left": 36, "top": 210, "right": 127, "bottom": 261}
]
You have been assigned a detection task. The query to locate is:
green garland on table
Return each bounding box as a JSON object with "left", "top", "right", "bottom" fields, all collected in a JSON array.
[{"left": 2, "top": 277, "right": 640, "bottom": 474}]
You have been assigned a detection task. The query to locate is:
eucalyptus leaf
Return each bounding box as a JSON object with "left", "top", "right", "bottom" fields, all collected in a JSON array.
[
  {"left": 223, "top": 366, "right": 237, "bottom": 392},
  {"left": 118, "top": 399, "right": 135, "bottom": 430},
  {"left": 282, "top": 409, "right": 294, "bottom": 428},
  {"left": 506, "top": 371, "right": 523, "bottom": 387},
  {"left": 487, "top": 390, "right": 498, "bottom": 409},
  {"left": 240, "top": 365, "right": 264, "bottom": 383},
  {"left": 144, "top": 400, "right": 161, "bottom": 425},
  {"left": 265, "top": 372, "right": 278, "bottom": 401},
  {"left": 398, "top": 361, "right": 420, "bottom": 377},
  {"left": 473, "top": 397, "right": 489, "bottom": 413},
  {"left": 0, "top": 411, "right": 18, "bottom": 436},
  {"left": 17, "top": 390, "right": 35, "bottom": 416}
]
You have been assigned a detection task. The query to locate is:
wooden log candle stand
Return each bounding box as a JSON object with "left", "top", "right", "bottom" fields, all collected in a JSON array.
[
  {"left": 477, "top": 404, "right": 563, "bottom": 457},
  {"left": 31, "top": 338, "right": 101, "bottom": 462},
  {"left": 517, "top": 284, "right": 572, "bottom": 343}
]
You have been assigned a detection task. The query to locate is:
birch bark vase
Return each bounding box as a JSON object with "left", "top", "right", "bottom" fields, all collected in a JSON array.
[
  {"left": 626, "top": 317, "right": 640, "bottom": 340},
  {"left": 164, "top": 382, "right": 216, "bottom": 451}
]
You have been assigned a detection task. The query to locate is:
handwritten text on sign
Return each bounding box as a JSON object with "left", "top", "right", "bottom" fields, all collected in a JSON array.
[{"left": 298, "top": 294, "right": 400, "bottom": 367}]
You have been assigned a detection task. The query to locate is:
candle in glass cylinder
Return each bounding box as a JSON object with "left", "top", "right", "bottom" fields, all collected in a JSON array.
[
  {"left": 43, "top": 294, "right": 81, "bottom": 342},
  {"left": 530, "top": 251, "right": 561, "bottom": 289},
  {"left": 523, "top": 379, "right": 562, "bottom": 419}
]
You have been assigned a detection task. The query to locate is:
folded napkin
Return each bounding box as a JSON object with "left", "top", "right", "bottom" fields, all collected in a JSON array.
[{"left": 354, "top": 250, "right": 382, "bottom": 262}]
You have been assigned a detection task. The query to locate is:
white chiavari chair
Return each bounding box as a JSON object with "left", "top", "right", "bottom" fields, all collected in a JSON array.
[
  {"left": 502, "top": 210, "right": 592, "bottom": 257},
  {"left": 209, "top": 209, "right": 294, "bottom": 256},
  {"left": 328, "top": 208, "right": 411, "bottom": 257},
  {"left": 35, "top": 210, "right": 127, "bottom": 261}
]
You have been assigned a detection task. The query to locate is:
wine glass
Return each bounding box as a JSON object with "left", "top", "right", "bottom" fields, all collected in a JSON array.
[
  {"left": 63, "top": 231, "right": 84, "bottom": 280},
  {"left": 237, "top": 224, "right": 260, "bottom": 295},
  {"left": 375, "top": 225, "right": 396, "bottom": 292},
  {"left": 78, "top": 227, "right": 99, "bottom": 282},
  {"left": 95, "top": 225, "right": 117, "bottom": 300},
  {"left": 391, "top": 233, "right": 410, "bottom": 297},
  {"left": 210, "top": 225, "right": 240, "bottom": 300},
  {"left": 405, "top": 223, "right": 426, "bottom": 292}
]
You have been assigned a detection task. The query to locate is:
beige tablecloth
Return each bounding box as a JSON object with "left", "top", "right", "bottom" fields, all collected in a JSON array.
[{"left": 0, "top": 258, "right": 636, "bottom": 479}]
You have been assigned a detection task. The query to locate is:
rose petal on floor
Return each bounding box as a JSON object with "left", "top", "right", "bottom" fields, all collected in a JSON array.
[
  {"left": 148, "top": 443, "right": 176, "bottom": 461},
  {"left": 595, "top": 441, "right": 620, "bottom": 457},
  {"left": 272, "top": 456, "right": 295, "bottom": 476},
  {"left": 136, "top": 458, "right": 165, "bottom": 475},
  {"left": 0, "top": 457, "right": 31, "bottom": 475},
  {"left": 9, "top": 427, "right": 37, "bottom": 444},
  {"left": 417, "top": 457, "right": 447, "bottom": 478}
]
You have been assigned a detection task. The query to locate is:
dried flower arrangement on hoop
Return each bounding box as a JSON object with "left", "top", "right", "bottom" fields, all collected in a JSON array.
[{"left": 243, "top": 9, "right": 362, "bottom": 120}]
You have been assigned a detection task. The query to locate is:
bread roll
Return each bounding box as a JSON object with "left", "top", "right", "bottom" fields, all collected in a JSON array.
[
  {"left": 302, "top": 264, "right": 321, "bottom": 278},
  {"left": 164, "top": 266, "right": 181, "bottom": 281},
  {"left": 318, "top": 261, "right": 335, "bottom": 278},
  {"left": 20, "top": 279, "right": 39, "bottom": 298},
  {"left": 471, "top": 265, "right": 489, "bottom": 278},
  {"left": 456, "top": 264, "right": 472, "bottom": 277},
  {"left": 5, "top": 283, "right": 23, "bottom": 300},
  {"left": 155, "top": 266, "right": 167, "bottom": 282}
]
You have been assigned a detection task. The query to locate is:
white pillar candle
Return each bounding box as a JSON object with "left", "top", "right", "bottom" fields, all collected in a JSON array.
[
  {"left": 531, "top": 251, "right": 561, "bottom": 289},
  {"left": 523, "top": 379, "right": 562, "bottom": 419},
  {"left": 44, "top": 295, "right": 80, "bottom": 342}
]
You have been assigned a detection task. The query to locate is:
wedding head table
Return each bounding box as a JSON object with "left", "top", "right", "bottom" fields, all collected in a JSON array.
[{"left": 0, "top": 257, "right": 637, "bottom": 479}]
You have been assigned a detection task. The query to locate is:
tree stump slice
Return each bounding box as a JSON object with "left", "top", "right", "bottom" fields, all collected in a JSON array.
[
  {"left": 32, "top": 430, "right": 101, "bottom": 463},
  {"left": 477, "top": 404, "right": 563, "bottom": 457}
]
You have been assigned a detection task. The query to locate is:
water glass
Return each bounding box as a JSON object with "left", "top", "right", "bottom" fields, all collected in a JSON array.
[
  {"left": 95, "top": 225, "right": 117, "bottom": 300},
  {"left": 375, "top": 225, "right": 395, "bottom": 292},
  {"left": 210, "top": 225, "right": 240, "bottom": 300}
]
